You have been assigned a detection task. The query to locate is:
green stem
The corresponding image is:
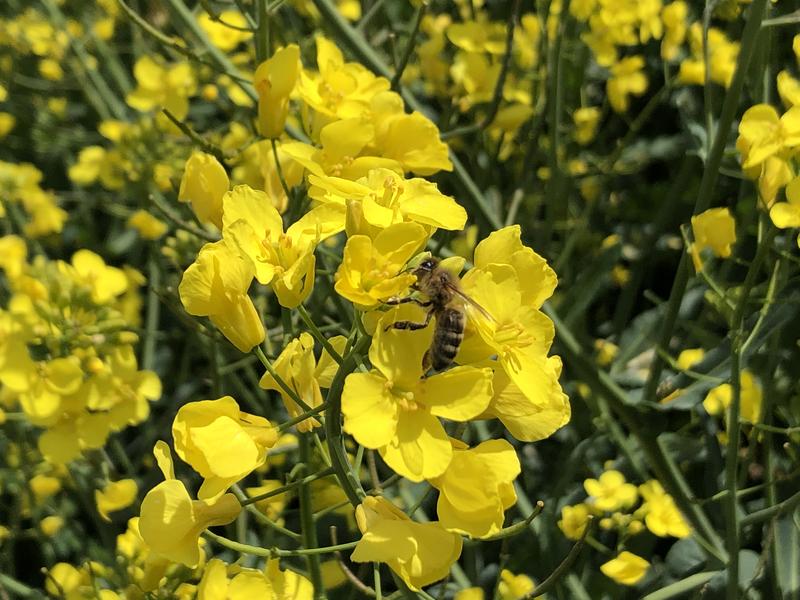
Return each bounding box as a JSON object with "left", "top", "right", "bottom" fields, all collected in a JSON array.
[
  {"left": 641, "top": 0, "right": 769, "bottom": 405},
  {"left": 204, "top": 529, "right": 358, "bottom": 557},
  {"left": 300, "top": 434, "right": 326, "bottom": 600},
  {"left": 240, "top": 467, "right": 335, "bottom": 506},
  {"left": 529, "top": 518, "right": 595, "bottom": 598},
  {"left": 254, "top": 346, "right": 317, "bottom": 415},
  {"left": 298, "top": 305, "right": 343, "bottom": 364},
  {"left": 255, "top": 0, "right": 270, "bottom": 63},
  {"left": 724, "top": 221, "right": 775, "bottom": 599},
  {"left": 142, "top": 250, "right": 160, "bottom": 371},
  {"left": 390, "top": 2, "right": 427, "bottom": 90},
  {"left": 324, "top": 334, "right": 372, "bottom": 506},
  {"left": 739, "top": 489, "right": 800, "bottom": 528}
]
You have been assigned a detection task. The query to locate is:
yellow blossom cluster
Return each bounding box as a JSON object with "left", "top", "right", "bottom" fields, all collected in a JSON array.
[
  {"left": 0, "top": 237, "right": 160, "bottom": 463},
  {"left": 133, "top": 32, "right": 574, "bottom": 593},
  {"left": 0, "top": 161, "right": 67, "bottom": 237},
  {"left": 559, "top": 469, "right": 690, "bottom": 586},
  {"left": 736, "top": 35, "right": 800, "bottom": 245}
]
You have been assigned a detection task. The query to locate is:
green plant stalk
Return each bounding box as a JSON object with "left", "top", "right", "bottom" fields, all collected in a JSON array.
[
  {"left": 543, "top": 303, "right": 727, "bottom": 562},
  {"left": 739, "top": 489, "right": 800, "bottom": 528},
  {"left": 529, "top": 517, "right": 594, "bottom": 598},
  {"left": 279, "top": 402, "right": 329, "bottom": 432},
  {"left": 300, "top": 434, "right": 326, "bottom": 599},
  {"left": 641, "top": 571, "right": 720, "bottom": 600},
  {"left": 541, "top": 0, "right": 569, "bottom": 248},
  {"left": 724, "top": 221, "right": 775, "bottom": 599},
  {"left": 240, "top": 467, "right": 335, "bottom": 506},
  {"left": 254, "top": 346, "right": 317, "bottom": 415},
  {"left": 324, "top": 334, "right": 371, "bottom": 506},
  {"left": 205, "top": 529, "right": 358, "bottom": 557},
  {"left": 0, "top": 573, "right": 35, "bottom": 598},
  {"left": 641, "top": 0, "right": 769, "bottom": 404},
  {"left": 390, "top": 2, "right": 427, "bottom": 90},
  {"left": 142, "top": 250, "right": 160, "bottom": 371},
  {"left": 256, "top": 0, "right": 270, "bottom": 63},
  {"left": 298, "top": 305, "right": 344, "bottom": 364}
]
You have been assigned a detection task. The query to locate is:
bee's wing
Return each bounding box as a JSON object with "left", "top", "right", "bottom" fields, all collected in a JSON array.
[{"left": 444, "top": 282, "right": 497, "bottom": 324}]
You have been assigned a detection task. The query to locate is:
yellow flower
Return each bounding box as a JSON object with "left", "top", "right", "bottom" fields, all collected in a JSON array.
[
  {"left": 758, "top": 156, "right": 793, "bottom": 208},
  {"left": 558, "top": 503, "right": 592, "bottom": 540},
  {"left": 737, "top": 104, "right": 800, "bottom": 170},
  {"left": 584, "top": 470, "right": 638, "bottom": 512},
  {"left": 308, "top": 168, "right": 466, "bottom": 237},
  {"left": 197, "top": 558, "right": 313, "bottom": 600},
  {"left": 139, "top": 442, "right": 241, "bottom": 567},
  {"left": 126, "top": 55, "right": 196, "bottom": 121},
  {"left": 661, "top": 2, "right": 688, "bottom": 61},
  {"left": 368, "top": 91, "right": 452, "bottom": 175},
  {"left": 573, "top": 107, "right": 601, "bottom": 145},
  {"left": 40, "top": 515, "right": 65, "bottom": 536},
  {"left": 178, "top": 151, "right": 230, "bottom": 229},
  {"left": 342, "top": 316, "right": 493, "bottom": 481},
  {"left": 197, "top": 11, "right": 252, "bottom": 52},
  {"left": 71, "top": 249, "right": 128, "bottom": 304},
  {"left": 487, "top": 365, "right": 571, "bottom": 442},
  {"left": 638, "top": 480, "right": 691, "bottom": 538},
  {"left": 172, "top": 396, "right": 277, "bottom": 500},
  {"left": 179, "top": 239, "right": 266, "bottom": 353},
  {"left": 770, "top": 175, "right": 800, "bottom": 229},
  {"left": 450, "top": 51, "right": 500, "bottom": 111},
  {"left": 607, "top": 56, "right": 648, "bottom": 113},
  {"left": 221, "top": 185, "right": 338, "bottom": 308},
  {"left": 498, "top": 569, "right": 535, "bottom": 600},
  {"left": 127, "top": 209, "right": 168, "bottom": 239},
  {"left": 68, "top": 146, "right": 107, "bottom": 186},
  {"left": 455, "top": 587, "right": 484, "bottom": 600},
  {"left": 45, "top": 563, "right": 87, "bottom": 597},
  {"left": 703, "top": 370, "right": 762, "bottom": 423},
  {"left": 600, "top": 551, "right": 650, "bottom": 586},
  {"left": 30, "top": 473, "right": 62, "bottom": 503},
  {"left": 452, "top": 229, "right": 568, "bottom": 442},
  {"left": 334, "top": 222, "right": 427, "bottom": 308},
  {"left": 260, "top": 333, "right": 347, "bottom": 432},
  {"left": 296, "top": 36, "right": 389, "bottom": 132},
  {"left": 778, "top": 70, "right": 800, "bottom": 108},
  {"left": 95, "top": 479, "right": 138, "bottom": 521},
  {"left": 281, "top": 117, "right": 402, "bottom": 181},
  {"left": 0, "top": 235, "right": 27, "bottom": 280},
  {"left": 254, "top": 44, "right": 301, "bottom": 138},
  {"left": 430, "top": 439, "right": 520, "bottom": 538},
  {"left": 0, "top": 113, "right": 15, "bottom": 138},
  {"left": 690, "top": 207, "right": 736, "bottom": 272},
  {"left": 676, "top": 348, "right": 704, "bottom": 371},
  {"left": 351, "top": 496, "right": 462, "bottom": 591}
]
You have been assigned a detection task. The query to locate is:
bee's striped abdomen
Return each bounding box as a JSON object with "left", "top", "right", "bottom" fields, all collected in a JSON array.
[{"left": 431, "top": 307, "right": 465, "bottom": 370}]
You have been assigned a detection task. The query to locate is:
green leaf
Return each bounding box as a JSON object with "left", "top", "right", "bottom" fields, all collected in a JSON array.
[{"left": 774, "top": 509, "right": 800, "bottom": 599}]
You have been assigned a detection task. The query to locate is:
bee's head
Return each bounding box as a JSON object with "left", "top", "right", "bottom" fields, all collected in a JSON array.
[{"left": 412, "top": 256, "right": 439, "bottom": 280}]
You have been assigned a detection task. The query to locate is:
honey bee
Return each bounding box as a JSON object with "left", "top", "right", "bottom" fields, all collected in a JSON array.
[{"left": 386, "top": 256, "right": 495, "bottom": 371}]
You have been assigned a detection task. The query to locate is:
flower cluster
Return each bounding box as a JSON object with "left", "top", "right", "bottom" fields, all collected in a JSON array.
[
  {"left": 152, "top": 32, "right": 571, "bottom": 592},
  {"left": 559, "top": 469, "right": 690, "bottom": 586},
  {"left": 736, "top": 34, "right": 800, "bottom": 244},
  {"left": 0, "top": 237, "right": 159, "bottom": 463},
  {"left": 0, "top": 161, "right": 67, "bottom": 237}
]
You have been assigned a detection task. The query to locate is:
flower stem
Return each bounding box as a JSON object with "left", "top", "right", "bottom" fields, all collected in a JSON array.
[
  {"left": 204, "top": 529, "right": 357, "bottom": 557},
  {"left": 300, "top": 433, "right": 326, "bottom": 599}
]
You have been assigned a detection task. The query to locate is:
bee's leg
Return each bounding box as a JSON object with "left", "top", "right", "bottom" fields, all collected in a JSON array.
[
  {"left": 385, "top": 296, "right": 433, "bottom": 307},
  {"left": 422, "top": 349, "right": 432, "bottom": 372},
  {"left": 386, "top": 309, "right": 434, "bottom": 331}
]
